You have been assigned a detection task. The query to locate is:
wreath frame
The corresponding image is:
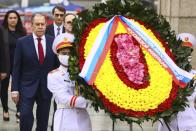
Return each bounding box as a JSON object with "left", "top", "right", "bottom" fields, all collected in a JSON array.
[{"left": 68, "top": 0, "right": 194, "bottom": 125}]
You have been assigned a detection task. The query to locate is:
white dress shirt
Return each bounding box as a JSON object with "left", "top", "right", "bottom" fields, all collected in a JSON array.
[
  {"left": 53, "top": 23, "right": 63, "bottom": 37},
  {"left": 32, "top": 33, "right": 46, "bottom": 58}
]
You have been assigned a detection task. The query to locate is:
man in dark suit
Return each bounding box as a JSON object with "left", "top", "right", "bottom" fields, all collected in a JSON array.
[
  {"left": 0, "top": 26, "right": 9, "bottom": 85},
  {"left": 45, "top": 5, "right": 66, "bottom": 37},
  {"left": 11, "top": 13, "right": 57, "bottom": 131}
]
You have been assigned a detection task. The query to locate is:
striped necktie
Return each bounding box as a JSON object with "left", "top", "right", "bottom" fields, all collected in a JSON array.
[{"left": 57, "top": 27, "right": 60, "bottom": 36}]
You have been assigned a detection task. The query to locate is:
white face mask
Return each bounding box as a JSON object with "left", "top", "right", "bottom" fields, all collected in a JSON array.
[{"left": 58, "top": 54, "right": 69, "bottom": 66}]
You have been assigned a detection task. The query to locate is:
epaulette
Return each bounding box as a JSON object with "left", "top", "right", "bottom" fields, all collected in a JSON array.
[{"left": 49, "top": 68, "right": 59, "bottom": 74}]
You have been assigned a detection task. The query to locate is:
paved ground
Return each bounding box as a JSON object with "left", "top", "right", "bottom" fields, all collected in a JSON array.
[
  {"left": 0, "top": 87, "right": 158, "bottom": 131},
  {"left": 0, "top": 97, "right": 158, "bottom": 131}
]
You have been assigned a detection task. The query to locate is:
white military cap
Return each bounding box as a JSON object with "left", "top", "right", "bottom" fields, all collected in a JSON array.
[
  {"left": 177, "top": 33, "right": 196, "bottom": 48},
  {"left": 52, "top": 33, "right": 75, "bottom": 54}
]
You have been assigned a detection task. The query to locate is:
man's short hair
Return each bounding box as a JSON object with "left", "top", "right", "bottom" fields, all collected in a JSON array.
[
  {"left": 52, "top": 5, "right": 66, "bottom": 14},
  {"left": 31, "top": 13, "right": 46, "bottom": 24}
]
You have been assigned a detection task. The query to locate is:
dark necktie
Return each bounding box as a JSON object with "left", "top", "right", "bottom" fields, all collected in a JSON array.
[
  {"left": 57, "top": 27, "right": 60, "bottom": 36},
  {"left": 37, "top": 38, "right": 44, "bottom": 64}
]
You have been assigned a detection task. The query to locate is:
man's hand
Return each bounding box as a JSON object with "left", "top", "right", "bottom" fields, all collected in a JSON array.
[
  {"left": 0, "top": 73, "right": 7, "bottom": 80},
  {"left": 11, "top": 92, "right": 19, "bottom": 104}
]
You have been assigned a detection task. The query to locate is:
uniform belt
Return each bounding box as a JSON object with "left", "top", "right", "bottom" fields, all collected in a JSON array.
[{"left": 57, "top": 104, "right": 70, "bottom": 109}]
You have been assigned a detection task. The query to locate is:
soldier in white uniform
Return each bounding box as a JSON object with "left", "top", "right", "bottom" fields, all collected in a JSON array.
[
  {"left": 47, "top": 33, "right": 92, "bottom": 131},
  {"left": 158, "top": 33, "right": 196, "bottom": 131},
  {"left": 158, "top": 75, "right": 196, "bottom": 131}
]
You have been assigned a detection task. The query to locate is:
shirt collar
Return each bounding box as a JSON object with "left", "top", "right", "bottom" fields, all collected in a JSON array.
[
  {"left": 53, "top": 23, "right": 63, "bottom": 29},
  {"left": 32, "top": 33, "right": 45, "bottom": 40},
  {"left": 59, "top": 65, "right": 68, "bottom": 74}
]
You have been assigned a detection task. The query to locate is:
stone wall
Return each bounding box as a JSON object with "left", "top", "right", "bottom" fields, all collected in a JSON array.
[{"left": 158, "top": 0, "right": 196, "bottom": 67}]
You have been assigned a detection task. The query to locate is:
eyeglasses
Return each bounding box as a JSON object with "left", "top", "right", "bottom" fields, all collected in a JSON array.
[
  {"left": 54, "top": 14, "right": 64, "bottom": 17},
  {"left": 66, "top": 21, "right": 72, "bottom": 24}
]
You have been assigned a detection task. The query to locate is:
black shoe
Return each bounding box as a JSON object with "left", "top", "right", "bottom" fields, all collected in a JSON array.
[
  {"left": 51, "top": 125, "right": 53, "bottom": 131},
  {"left": 3, "top": 116, "right": 9, "bottom": 121},
  {"left": 3, "top": 112, "right": 9, "bottom": 121},
  {"left": 16, "top": 112, "right": 20, "bottom": 123}
]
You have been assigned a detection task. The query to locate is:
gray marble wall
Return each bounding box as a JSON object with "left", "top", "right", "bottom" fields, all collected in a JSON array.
[{"left": 158, "top": 0, "right": 196, "bottom": 67}]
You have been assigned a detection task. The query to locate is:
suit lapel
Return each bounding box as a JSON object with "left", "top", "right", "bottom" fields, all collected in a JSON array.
[
  {"left": 29, "top": 35, "right": 39, "bottom": 64},
  {"left": 51, "top": 25, "right": 55, "bottom": 37},
  {"left": 44, "top": 36, "right": 51, "bottom": 65},
  {"left": 62, "top": 27, "right": 65, "bottom": 33}
]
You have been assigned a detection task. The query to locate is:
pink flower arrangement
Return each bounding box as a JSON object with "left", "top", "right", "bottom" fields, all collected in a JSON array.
[{"left": 115, "top": 34, "right": 145, "bottom": 84}]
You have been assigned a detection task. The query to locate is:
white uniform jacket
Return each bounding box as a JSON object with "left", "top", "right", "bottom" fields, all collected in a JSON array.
[
  {"left": 158, "top": 87, "right": 196, "bottom": 131},
  {"left": 47, "top": 66, "right": 92, "bottom": 131},
  {"left": 158, "top": 70, "right": 196, "bottom": 131}
]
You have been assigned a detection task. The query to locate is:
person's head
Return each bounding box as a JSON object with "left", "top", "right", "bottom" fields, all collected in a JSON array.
[
  {"left": 53, "top": 33, "right": 75, "bottom": 67},
  {"left": 177, "top": 33, "right": 196, "bottom": 62},
  {"left": 2, "top": 10, "right": 25, "bottom": 33},
  {"left": 64, "top": 13, "right": 76, "bottom": 33},
  {"left": 31, "top": 13, "right": 46, "bottom": 37},
  {"left": 52, "top": 6, "right": 66, "bottom": 26},
  {"left": 177, "top": 33, "right": 196, "bottom": 48}
]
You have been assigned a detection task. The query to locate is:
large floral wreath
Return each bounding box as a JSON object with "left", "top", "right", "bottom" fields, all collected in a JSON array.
[{"left": 69, "top": 0, "right": 194, "bottom": 126}]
